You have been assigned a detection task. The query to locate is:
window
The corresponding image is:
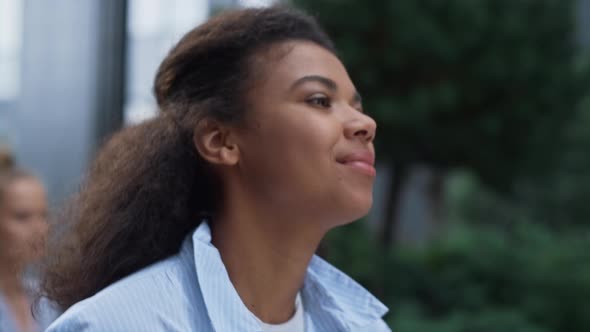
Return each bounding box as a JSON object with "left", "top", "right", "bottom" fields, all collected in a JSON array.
[
  {"left": 0, "top": 0, "right": 23, "bottom": 101},
  {"left": 125, "top": 0, "right": 209, "bottom": 124},
  {"left": 124, "top": 0, "right": 275, "bottom": 125},
  {"left": 238, "top": 0, "right": 274, "bottom": 7}
]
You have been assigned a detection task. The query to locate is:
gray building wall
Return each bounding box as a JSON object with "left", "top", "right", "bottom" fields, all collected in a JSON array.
[{"left": 11, "top": 0, "right": 125, "bottom": 204}]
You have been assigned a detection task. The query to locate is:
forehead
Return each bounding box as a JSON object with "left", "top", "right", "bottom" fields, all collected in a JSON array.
[
  {"left": 255, "top": 41, "right": 355, "bottom": 91},
  {"left": 1, "top": 178, "right": 45, "bottom": 206}
]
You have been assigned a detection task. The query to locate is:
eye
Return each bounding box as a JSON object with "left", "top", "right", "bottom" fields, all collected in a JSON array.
[
  {"left": 306, "top": 94, "right": 332, "bottom": 108},
  {"left": 14, "top": 211, "right": 32, "bottom": 222}
]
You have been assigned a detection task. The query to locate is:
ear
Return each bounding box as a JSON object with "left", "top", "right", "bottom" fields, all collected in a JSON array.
[{"left": 193, "top": 119, "right": 240, "bottom": 166}]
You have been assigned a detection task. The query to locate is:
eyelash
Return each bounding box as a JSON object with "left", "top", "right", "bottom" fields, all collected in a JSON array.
[
  {"left": 306, "top": 95, "right": 332, "bottom": 108},
  {"left": 306, "top": 95, "right": 365, "bottom": 113}
]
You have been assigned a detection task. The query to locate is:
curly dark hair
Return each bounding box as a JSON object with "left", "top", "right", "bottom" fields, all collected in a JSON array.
[{"left": 40, "top": 5, "right": 335, "bottom": 310}]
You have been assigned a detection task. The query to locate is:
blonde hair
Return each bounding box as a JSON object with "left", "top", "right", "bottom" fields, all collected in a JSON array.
[
  {"left": 0, "top": 145, "right": 14, "bottom": 172},
  {"left": 0, "top": 146, "right": 34, "bottom": 202}
]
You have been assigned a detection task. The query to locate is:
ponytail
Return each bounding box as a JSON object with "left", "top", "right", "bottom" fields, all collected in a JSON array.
[{"left": 41, "top": 116, "right": 220, "bottom": 310}]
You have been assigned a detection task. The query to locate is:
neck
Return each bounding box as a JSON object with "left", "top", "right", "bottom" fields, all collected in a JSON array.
[
  {"left": 211, "top": 191, "right": 326, "bottom": 324},
  {"left": 0, "top": 259, "right": 25, "bottom": 297}
]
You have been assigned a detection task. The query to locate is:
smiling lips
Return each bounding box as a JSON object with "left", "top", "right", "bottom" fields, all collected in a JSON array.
[{"left": 337, "top": 151, "right": 376, "bottom": 177}]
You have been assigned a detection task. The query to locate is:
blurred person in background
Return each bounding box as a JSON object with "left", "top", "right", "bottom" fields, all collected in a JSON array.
[
  {"left": 42, "top": 5, "right": 390, "bottom": 332},
  {"left": 0, "top": 147, "right": 50, "bottom": 332}
]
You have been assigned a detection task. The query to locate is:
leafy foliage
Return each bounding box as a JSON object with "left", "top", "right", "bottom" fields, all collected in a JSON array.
[
  {"left": 294, "top": 0, "right": 590, "bottom": 192},
  {"left": 323, "top": 221, "right": 590, "bottom": 331}
]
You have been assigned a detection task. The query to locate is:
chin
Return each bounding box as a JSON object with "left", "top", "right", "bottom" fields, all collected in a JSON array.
[{"left": 334, "top": 193, "right": 373, "bottom": 226}]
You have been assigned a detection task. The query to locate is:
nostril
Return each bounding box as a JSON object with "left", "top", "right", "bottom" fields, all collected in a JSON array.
[
  {"left": 354, "top": 128, "right": 375, "bottom": 143},
  {"left": 355, "top": 129, "right": 368, "bottom": 137},
  {"left": 355, "top": 129, "right": 373, "bottom": 142}
]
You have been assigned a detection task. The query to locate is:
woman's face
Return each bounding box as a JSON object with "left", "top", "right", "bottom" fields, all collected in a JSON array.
[
  {"left": 0, "top": 177, "right": 48, "bottom": 266},
  {"left": 236, "top": 41, "right": 377, "bottom": 228}
]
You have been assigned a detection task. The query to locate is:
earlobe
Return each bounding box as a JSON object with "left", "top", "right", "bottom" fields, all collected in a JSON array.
[
  {"left": 193, "top": 120, "right": 240, "bottom": 166},
  {"left": 220, "top": 145, "right": 239, "bottom": 165}
]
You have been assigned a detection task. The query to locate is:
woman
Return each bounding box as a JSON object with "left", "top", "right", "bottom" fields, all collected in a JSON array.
[
  {"left": 43, "top": 6, "right": 390, "bottom": 332},
  {"left": 0, "top": 149, "right": 50, "bottom": 332}
]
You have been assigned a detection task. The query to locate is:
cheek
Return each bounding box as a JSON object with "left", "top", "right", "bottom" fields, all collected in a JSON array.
[
  {"left": 271, "top": 120, "right": 340, "bottom": 179},
  {"left": 0, "top": 220, "right": 40, "bottom": 253},
  {"left": 0, "top": 227, "right": 11, "bottom": 252},
  {"left": 252, "top": 108, "right": 338, "bottom": 160},
  {"left": 0, "top": 223, "right": 24, "bottom": 259},
  {"left": 242, "top": 118, "right": 341, "bottom": 198},
  {"left": 0, "top": 220, "right": 23, "bottom": 242}
]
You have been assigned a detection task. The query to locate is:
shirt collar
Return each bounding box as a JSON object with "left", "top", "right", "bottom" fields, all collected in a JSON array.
[
  {"left": 188, "top": 221, "right": 388, "bottom": 332},
  {"left": 303, "top": 255, "right": 389, "bottom": 330},
  {"left": 190, "top": 222, "right": 262, "bottom": 332}
]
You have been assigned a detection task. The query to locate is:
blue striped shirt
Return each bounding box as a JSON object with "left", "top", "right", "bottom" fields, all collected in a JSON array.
[{"left": 46, "top": 222, "right": 391, "bottom": 331}]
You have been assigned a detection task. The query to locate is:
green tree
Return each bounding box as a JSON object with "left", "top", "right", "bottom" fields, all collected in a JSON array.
[
  {"left": 323, "top": 221, "right": 590, "bottom": 331},
  {"left": 293, "top": 0, "right": 590, "bottom": 245}
]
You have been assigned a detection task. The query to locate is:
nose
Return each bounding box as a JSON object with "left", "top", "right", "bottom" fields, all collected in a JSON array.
[
  {"left": 35, "top": 214, "right": 49, "bottom": 236},
  {"left": 344, "top": 112, "right": 377, "bottom": 143}
]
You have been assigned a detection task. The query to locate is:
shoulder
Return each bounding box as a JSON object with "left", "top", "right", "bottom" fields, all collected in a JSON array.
[
  {"left": 0, "top": 293, "right": 19, "bottom": 332},
  {"left": 46, "top": 253, "right": 211, "bottom": 332}
]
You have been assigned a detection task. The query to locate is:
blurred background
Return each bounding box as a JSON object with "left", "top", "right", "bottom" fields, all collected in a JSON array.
[{"left": 1, "top": 0, "right": 589, "bottom": 331}]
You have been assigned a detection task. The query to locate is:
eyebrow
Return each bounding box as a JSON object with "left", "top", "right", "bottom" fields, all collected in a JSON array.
[
  {"left": 290, "top": 75, "right": 337, "bottom": 91},
  {"left": 289, "top": 74, "right": 363, "bottom": 104}
]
